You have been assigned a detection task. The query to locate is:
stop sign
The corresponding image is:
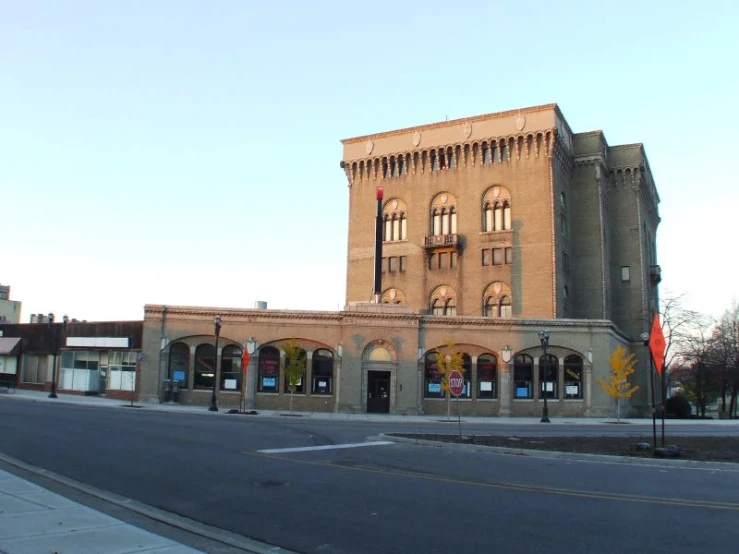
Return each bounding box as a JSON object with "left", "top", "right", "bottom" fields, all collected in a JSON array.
[{"left": 448, "top": 370, "right": 464, "bottom": 396}]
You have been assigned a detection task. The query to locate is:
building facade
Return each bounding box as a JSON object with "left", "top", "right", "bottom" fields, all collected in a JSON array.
[
  {"left": 141, "top": 303, "right": 630, "bottom": 418},
  {"left": 0, "top": 320, "right": 143, "bottom": 400},
  {"left": 0, "top": 284, "right": 21, "bottom": 324},
  {"left": 340, "top": 104, "right": 660, "bottom": 338}
]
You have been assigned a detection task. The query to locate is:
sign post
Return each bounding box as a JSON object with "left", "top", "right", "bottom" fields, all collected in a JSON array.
[
  {"left": 649, "top": 313, "right": 666, "bottom": 446},
  {"left": 449, "top": 370, "right": 464, "bottom": 439},
  {"left": 240, "top": 350, "right": 250, "bottom": 413}
]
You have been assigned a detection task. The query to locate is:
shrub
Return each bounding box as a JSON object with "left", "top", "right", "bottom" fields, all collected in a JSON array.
[{"left": 666, "top": 394, "right": 692, "bottom": 418}]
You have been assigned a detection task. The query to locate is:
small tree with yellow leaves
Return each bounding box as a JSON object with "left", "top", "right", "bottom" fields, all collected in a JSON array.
[
  {"left": 599, "top": 346, "right": 640, "bottom": 423},
  {"left": 434, "top": 339, "right": 465, "bottom": 421},
  {"left": 282, "top": 339, "right": 306, "bottom": 414}
]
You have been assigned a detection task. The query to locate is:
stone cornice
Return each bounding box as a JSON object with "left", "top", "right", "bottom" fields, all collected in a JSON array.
[
  {"left": 144, "top": 305, "right": 631, "bottom": 340},
  {"left": 341, "top": 104, "right": 560, "bottom": 145}
]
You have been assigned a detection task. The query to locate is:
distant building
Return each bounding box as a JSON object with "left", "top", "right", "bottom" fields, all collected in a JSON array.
[{"left": 0, "top": 284, "right": 21, "bottom": 324}]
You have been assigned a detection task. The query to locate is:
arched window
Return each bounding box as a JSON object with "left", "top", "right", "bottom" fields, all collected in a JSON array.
[
  {"left": 499, "top": 296, "right": 512, "bottom": 318},
  {"left": 383, "top": 199, "right": 407, "bottom": 242},
  {"left": 482, "top": 143, "right": 490, "bottom": 164},
  {"left": 168, "top": 342, "right": 189, "bottom": 388},
  {"left": 460, "top": 353, "right": 472, "bottom": 398},
  {"left": 514, "top": 354, "right": 533, "bottom": 399},
  {"left": 367, "top": 344, "right": 393, "bottom": 362},
  {"left": 424, "top": 352, "right": 443, "bottom": 398},
  {"left": 381, "top": 288, "right": 406, "bottom": 305},
  {"left": 430, "top": 193, "right": 457, "bottom": 237},
  {"left": 312, "top": 349, "right": 334, "bottom": 395},
  {"left": 283, "top": 345, "right": 306, "bottom": 394},
  {"left": 483, "top": 202, "right": 493, "bottom": 232},
  {"left": 564, "top": 354, "right": 583, "bottom": 399},
  {"left": 220, "top": 345, "right": 242, "bottom": 392},
  {"left": 432, "top": 209, "right": 442, "bottom": 236},
  {"left": 482, "top": 186, "right": 512, "bottom": 232},
  {"left": 194, "top": 344, "right": 215, "bottom": 390},
  {"left": 477, "top": 354, "right": 497, "bottom": 398},
  {"left": 430, "top": 285, "right": 457, "bottom": 316},
  {"left": 483, "top": 282, "right": 513, "bottom": 318},
  {"left": 494, "top": 202, "right": 503, "bottom": 230},
  {"left": 539, "top": 354, "right": 559, "bottom": 399},
  {"left": 257, "top": 346, "right": 280, "bottom": 393}
]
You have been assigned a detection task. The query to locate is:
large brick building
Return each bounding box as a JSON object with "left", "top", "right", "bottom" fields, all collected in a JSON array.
[
  {"left": 5, "top": 104, "right": 661, "bottom": 418},
  {"left": 341, "top": 103, "right": 660, "bottom": 337}
]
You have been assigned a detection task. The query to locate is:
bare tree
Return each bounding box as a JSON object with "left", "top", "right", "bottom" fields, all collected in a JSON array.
[{"left": 706, "top": 304, "right": 739, "bottom": 417}]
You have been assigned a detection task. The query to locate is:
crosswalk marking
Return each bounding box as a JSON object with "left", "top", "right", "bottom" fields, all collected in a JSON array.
[{"left": 257, "top": 441, "right": 394, "bottom": 454}]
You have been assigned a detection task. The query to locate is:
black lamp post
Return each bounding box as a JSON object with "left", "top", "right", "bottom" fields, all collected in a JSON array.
[
  {"left": 47, "top": 313, "right": 57, "bottom": 398},
  {"left": 208, "top": 314, "right": 221, "bottom": 412},
  {"left": 539, "top": 329, "right": 551, "bottom": 423}
]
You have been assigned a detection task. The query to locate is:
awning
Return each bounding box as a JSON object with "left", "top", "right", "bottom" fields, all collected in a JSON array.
[{"left": 0, "top": 337, "right": 21, "bottom": 355}]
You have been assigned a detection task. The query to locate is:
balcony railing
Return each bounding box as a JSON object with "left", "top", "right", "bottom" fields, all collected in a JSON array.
[
  {"left": 423, "top": 234, "right": 460, "bottom": 249},
  {"left": 650, "top": 265, "right": 662, "bottom": 283}
]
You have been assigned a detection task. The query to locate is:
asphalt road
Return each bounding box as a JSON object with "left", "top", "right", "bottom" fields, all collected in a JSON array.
[{"left": 2, "top": 399, "right": 739, "bottom": 554}]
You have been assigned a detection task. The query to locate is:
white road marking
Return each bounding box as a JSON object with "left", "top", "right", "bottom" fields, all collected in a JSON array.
[{"left": 257, "top": 441, "right": 394, "bottom": 454}]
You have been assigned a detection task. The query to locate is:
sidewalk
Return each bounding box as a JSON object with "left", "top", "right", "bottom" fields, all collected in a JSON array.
[
  {"left": 0, "top": 467, "right": 203, "bottom": 554},
  {"left": 3, "top": 388, "right": 738, "bottom": 426}
]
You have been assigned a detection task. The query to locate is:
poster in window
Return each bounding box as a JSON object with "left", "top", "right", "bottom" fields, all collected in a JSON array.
[
  {"left": 262, "top": 377, "right": 276, "bottom": 388},
  {"left": 262, "top": 359, "right": 279, "bottom": 375},
  {"left": 566, "top": 385, "right": 579, "bottom": 396},
  {"left": 516, "top": 387, "right": 529, "bottom": 397},
  {"left": 224, "top": 379, "right": 237, "bottom": 390},
  {"left": 480, "top": 381, "right": 493, "bottom": 392},
  {"left": 428, "top": 382, "right": 441, "bottom": 394},
  {"left": 172, "top": 370, "right": 186, "bottom": 383}
]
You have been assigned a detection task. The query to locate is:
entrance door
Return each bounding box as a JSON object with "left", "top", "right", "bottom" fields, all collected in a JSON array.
[{"left": 367, "top": 371, "right": 391, "bottom": 414}]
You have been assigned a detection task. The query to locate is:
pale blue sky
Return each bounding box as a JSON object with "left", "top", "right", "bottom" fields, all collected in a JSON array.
[{"left": 2, "top": 1, "right": 737, "bottom": 322}]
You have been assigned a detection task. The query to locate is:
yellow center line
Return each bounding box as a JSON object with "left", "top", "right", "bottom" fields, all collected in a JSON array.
[{"left": 244, "top": 451, "right": 739, "bottom": 511}]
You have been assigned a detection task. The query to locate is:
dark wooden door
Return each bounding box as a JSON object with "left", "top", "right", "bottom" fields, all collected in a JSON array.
[{"left": 366, "top": 371, "right": 391, "bottom": 414}]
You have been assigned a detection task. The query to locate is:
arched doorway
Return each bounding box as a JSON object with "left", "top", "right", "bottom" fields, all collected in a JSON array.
[{"left": 362, "top": 342, "right": 396, "bottom": 414}]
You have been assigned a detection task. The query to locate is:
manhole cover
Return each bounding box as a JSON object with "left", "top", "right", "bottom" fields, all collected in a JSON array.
[{"left": 253, "top": 480, "right": 291, "bottom": 488}]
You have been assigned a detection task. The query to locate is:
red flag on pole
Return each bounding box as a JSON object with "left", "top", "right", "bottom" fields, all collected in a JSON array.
[
  {"left": 241, "top": 351, "right": 250, "bottom": 374},
  {"left": 649, "top": 314, "right": 666, "bottom": 376}
]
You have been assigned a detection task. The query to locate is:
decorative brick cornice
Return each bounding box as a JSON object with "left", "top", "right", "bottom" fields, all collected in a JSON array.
[
  {"left": 342, "top": 130, "right": 556, "bottom": 185},
  {"left": 341, "top": 104, "right": 559, "bottom": 145}
]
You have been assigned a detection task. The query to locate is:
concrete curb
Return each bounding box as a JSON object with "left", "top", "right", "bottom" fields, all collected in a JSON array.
[
  {"left": 379, "top": 433, "right": 739, "bottom": 471},
  {"left": 0, "top": 453, "right": 301, "bottom": 554},
  {"left": 9, "top": 390, "right": 739, "bottom": 426}
]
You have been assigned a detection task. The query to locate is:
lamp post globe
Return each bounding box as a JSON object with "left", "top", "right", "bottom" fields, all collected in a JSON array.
[
  {"left": 539, "top": 329, "right": 551, "bottom": 423},
  {"left": 208, "top": 315, "right": 221, "bottom": 412}
]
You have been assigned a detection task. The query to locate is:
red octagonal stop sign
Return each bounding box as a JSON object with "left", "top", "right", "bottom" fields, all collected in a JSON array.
[{"left": 448, "top": 370, "right": 464, "bottom": 396}]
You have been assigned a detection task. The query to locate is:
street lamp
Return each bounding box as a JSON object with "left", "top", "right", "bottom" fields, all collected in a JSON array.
[
  {"left": 641, "top": 331, "right": 657, "bottom": 449},
  {"left": 539, "top": 329, "right": 551, "bottom": 423},
  {"left": 47, "top": 313, "right": 57, "bottom": 398},
  {"left": 208, "top": 314, "right": 221, "bottom": 412}
]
